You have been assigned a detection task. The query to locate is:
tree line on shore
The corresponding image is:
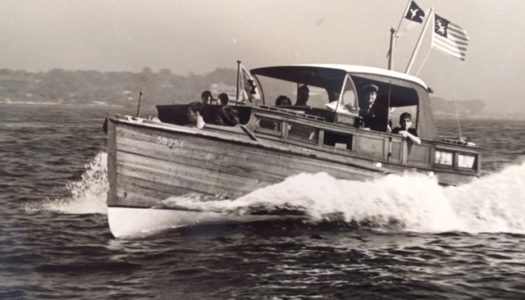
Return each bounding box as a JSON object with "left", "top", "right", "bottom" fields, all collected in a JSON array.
[
  {"left": 0, "top": 67, "right": 236, "bottom": 106},
  {"left": 0, "top": 67, "right": 484, "bottom": 116}
]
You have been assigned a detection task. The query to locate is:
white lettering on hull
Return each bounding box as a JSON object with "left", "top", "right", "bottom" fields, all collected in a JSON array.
[{"left": 156, "top": 136, "right": 184, "bottom": 148}]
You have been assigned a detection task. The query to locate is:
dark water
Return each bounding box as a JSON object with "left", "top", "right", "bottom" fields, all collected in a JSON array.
[{"left": 1, "top": 104, "right": 525, "bottom": 299}]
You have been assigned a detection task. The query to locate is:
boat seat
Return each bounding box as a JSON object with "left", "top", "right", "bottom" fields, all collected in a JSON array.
[{"left": 156, "top": 104, "right": 252, "bottom": 126}]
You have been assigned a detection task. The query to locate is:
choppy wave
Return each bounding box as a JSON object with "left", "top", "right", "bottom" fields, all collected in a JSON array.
[{"left": 33, "top": 152, "right": 108, "bottom": 214}]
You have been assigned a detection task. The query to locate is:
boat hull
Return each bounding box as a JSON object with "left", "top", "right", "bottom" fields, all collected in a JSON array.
[
  {"left": 108, "top": 206, "right": 293, "bottom": 238},
  {"left": 107, "top": 118, "right": 386, "bottom": 203},
  {"left": 106, "top": 115, "right": 478, "bottom": 237},
  {"left": 107, "top": 117, "right": 387, "bottom": 236}
]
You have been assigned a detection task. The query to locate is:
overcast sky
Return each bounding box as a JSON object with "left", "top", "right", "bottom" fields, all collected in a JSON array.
[{"left": 1, "top": 0, "right": 524, "bottom": 112}]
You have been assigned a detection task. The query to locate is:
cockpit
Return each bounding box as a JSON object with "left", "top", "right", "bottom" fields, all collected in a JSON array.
[{"left": 250, "top": 65, "right": 438, "bottom": 141}]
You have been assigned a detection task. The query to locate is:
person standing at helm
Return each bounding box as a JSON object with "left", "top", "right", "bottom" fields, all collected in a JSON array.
[
  {"left": 360, "top": 84, "right": 390, "bottom": 132},
  {"left": 360, "top": 84, "right": 379, "bottom": 116}
]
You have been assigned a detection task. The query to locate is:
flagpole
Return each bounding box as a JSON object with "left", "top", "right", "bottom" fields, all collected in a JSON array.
[
  {"left": 430, "top": 12, "right": 435, "bottom": 50},
  {"left": 235, "top": 60, "right": 241, "bottom": 104},
  {"left": 388, "top": 27, "right": 395, "bottom": 70},
  {"left": 394, "top": 0, "right": 413, "bottom": 37},
  {"left": 388, "top": 0, "right": 412, "bottom": 70},
  {"left": 415, "top": 49, "right": 432, "bottom": 76},
  {"left": 405, "top": 8, "right": 434, "bottom": 74},
  {"left": 453, "top": 90, "right": 463, "bottom": 141}
]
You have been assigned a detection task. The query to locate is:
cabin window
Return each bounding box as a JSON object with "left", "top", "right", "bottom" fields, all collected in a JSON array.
[
  {"left": 434, "top": 150, "right": 453, "bottom": 166},
  {"left": 287, "top": 123, "right": 318, "bottom": 143},
  {"left": 350, "top": 74, "right": 421, "bottom": 134},
  {"left": 457, "top": 153, "right": 476, "bottom": 169},
  {"left": 323, "top": 131, "right": 353, "bottom": 150},
  {"left": 255, "top": 117, "right": 281, "bottom": 135},
  {"left": 255, "top": 74, "right": 337, "bottom": 109}
]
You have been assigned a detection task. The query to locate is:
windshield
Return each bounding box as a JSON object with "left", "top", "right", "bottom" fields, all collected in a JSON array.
[{"left": 255, "top": 75, "right": 331, "bottom": 109}]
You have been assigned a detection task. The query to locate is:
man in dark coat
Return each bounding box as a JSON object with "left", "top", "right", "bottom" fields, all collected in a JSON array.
[{"left": 360, "top": 84, "right": 390, "bottom": 132}]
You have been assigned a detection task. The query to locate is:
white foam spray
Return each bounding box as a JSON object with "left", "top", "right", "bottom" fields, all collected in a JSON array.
[
  {"left": 444, "top": 161, "right": 525, "bottom": 233},
  {"left": 166, "top": 160, "right": 525, "bottom": 234},
  {"left": 37, "top": 152, "right": 108, "bottom": 214}
]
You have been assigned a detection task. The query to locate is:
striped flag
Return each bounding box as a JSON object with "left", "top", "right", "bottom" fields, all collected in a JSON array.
[{"left": 432, "top": 14, "right": 469, "bottom": 60}]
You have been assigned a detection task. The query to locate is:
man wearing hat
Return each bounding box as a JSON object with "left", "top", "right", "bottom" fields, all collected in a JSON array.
[
  {"left": 360, "top": 83, "right": 390, "bottom": 132},
  {"left": 361, "top": 84, "right": 379, "bottom": 113}
]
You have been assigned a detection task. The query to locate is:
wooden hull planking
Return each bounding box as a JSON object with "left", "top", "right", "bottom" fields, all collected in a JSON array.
[
  {"left": 108, "top": 118, "right": 384, "bottom": 209},
  {"left": 107, "top": 116, "right": 478, "bottom": 237}
]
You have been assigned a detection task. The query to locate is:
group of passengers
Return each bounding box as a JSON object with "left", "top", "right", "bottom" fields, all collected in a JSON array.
[
  {"left": 185, "top": 90, "right": 240, "bottom": 128},
  {"left": 275, "top": 84, "right": 310, "bottom": 107},
  {"left": 273, "top": 83, "right": 420, "bottom": 144},
  {"left": 200, "top": 90, "right": 230, "bottom": 107},
  {"left": 190, "top": 84, "right": 420, "bottom": 144},
  {"left": 359, "top": 84, "right": 420, "bottom": 144}
]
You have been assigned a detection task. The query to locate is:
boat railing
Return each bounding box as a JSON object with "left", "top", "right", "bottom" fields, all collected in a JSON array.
[
  {"left": 256, "top": 105, "right": 326, "bottom": 121},
  {"left": 439, "top": 136, "right": 477, "bottom": 147}
]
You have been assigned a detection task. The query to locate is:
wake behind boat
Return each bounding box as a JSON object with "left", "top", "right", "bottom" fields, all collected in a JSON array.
[{"left": 106, "top": 64, "right": 482, "bottom": 237}]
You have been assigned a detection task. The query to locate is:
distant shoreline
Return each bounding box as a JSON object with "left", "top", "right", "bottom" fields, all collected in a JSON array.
[
  {"left": 2, "top": 101, "right": 523, "bottom": 121},
  {"left": 0, "top": 101, "right": 124, "bottom": 108}
]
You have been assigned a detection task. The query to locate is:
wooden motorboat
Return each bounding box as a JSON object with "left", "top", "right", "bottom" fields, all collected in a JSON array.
[{"left": 106, "top": 64, "right": 481, "bottom": 237}]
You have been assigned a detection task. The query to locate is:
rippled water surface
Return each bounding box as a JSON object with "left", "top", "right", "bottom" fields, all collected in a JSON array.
[{"left": 1, "top": 104, "right": 525, "bottom": 299}]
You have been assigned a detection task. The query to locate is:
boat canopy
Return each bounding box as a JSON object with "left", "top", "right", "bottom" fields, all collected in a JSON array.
[
  {"left": 252, "top": 64, "right": 429, "bottom": 90},
  {"left": 252, "top": 66, "right": 348, "bottom": 98},
  {"left": 251, "top": 65, "right": 439, "bottom": 140}
]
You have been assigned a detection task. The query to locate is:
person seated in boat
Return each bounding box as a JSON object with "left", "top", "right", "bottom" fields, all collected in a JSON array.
[
  {"left": 294, "top": 84, "right": 309, "bottom": 106},
  {"left": 218, "top": 92, "right": 229, "bottom": 106},
  {"left": 392, "top": 112, "right": 421, "bottom": 144},
  {"left": 214, "top": 93, "right": 239, "bottom": 126},
  {"left": 201, "top": 90, "right": 213, "bottom": 105},
  {"left": 360, "top": 84, "right": 391, "bottom": 132},
  {"left": 275, "top": 95, "right": 292, "bottom": 106},
  {"left": 185, "top": 101, "right": 206, "bottom": 129}
]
